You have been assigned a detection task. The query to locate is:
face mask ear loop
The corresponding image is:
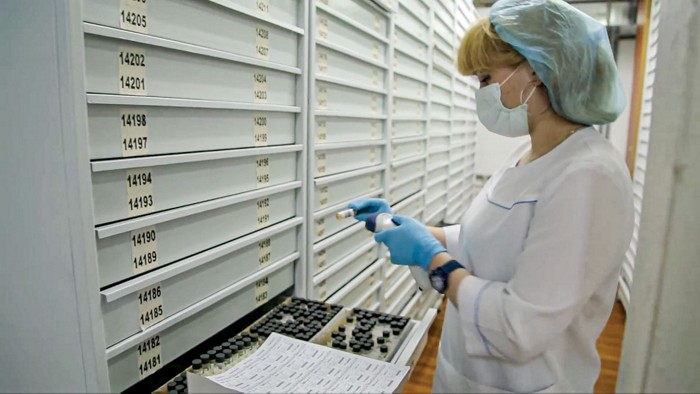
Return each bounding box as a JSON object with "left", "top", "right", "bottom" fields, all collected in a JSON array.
[
  {"left": 520, "top": 84, "right": 537, "bottom": 105},
  {"left": 500, "top": 63, "right": 523, "bottom": 88}
]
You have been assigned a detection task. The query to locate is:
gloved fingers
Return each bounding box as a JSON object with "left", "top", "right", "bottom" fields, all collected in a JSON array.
[{"left": 373, "top": 226, "right": 402, "bottom": 244}]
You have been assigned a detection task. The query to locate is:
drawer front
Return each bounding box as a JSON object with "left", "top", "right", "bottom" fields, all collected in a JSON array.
[
  {"left": 314, "top": 145, "right": 384, "bottom": 177},
  {"left": 393, "top": 73, "right": 428, "bottom": 102},
  {"left": 392, "top": 192, "right": 425, "bottom": 218},
  {"left": 430, "top": 101, "right": 451, "bottom": 119},
  {"left": 91, "top": 150, "right": 298, "bottom": 224},
  {"left": 393, "top": 27, "right": 429, "bottom": 63},
  {"left": 395, "top": 5, "right": 429, "bottom": 43},
  {"left": 106, "top": 263, "right": 294, "bottom": 392},
  {"left": 390, "top": 159, "right": 426, "bottom": 185},
  {"left": 83, "top": 0, "right": 300, "bottom": 64},
  {"left": 392, "top": 97, "right": 426, "bottom": 118},
  {"left": 429, "top": 135, "right": 450, "bottom": 153},
  {"left": 382, "top": 272, "right": 416, "bottom": 312},
  {"left": 312, "top": 226, "right": 374, "bottom": 274},
  {"left": 313, "top": 210, "right": 356, "bottom": 244},
  {"left": 314, "top": 117, "right": 384, "bottom": 143},
  {"left": 392, "top": 139, "right": 426, "bottom": 161},
  {"left": 316, "top": 46, "right": 386, "bottom": 89},
  {"left": 102, "top": 224, "right": 299, "bottom": 346},
  {"left": 384, "top": 265, "right": 409, "bottom": 293},
  {"left": 393, "top": 51, "right": 428, "bottom": 82},
  {"left": 315, "top": 245, "right": 378, "bottom": 300},
  {"left": 433, "top": 11, "right": 453, "bottom": 47},
  {"left": 428, "top": 151, "right": 450, "bottom": 170},
  {"left": 431, "top": 84, "right": 452, "bottom": 107},
  {"left": 433, "top": 46, "right": 455, "bottom": 74},
  {"left": 428, "top": 165, "right": 449, "bottom": 182},
  {"left": 88, "top": 105, "right": 296, "bottom": 159},
  {"left": 332, "top": 265, "right": 381, "bottom": 308},
  {"left": 97, "top": 188, "right": 297, "bottom": 287},
  {"left": 389, "top": 176, "right": 423, "bottom": 205},
  {"left": 321, "top": 0, "right": 390, "bottom": 37},
  {"left": 313, "top": 170, "right": 382, "bottom": 211},
  {"left": 429, "top": 119, "right": 450, "bottom": 136},
  {"left": 84, "top": 34, "right": 297, "bottom": 104},
  {"left": 399, "top": 0, "right": 430, "bottom": 21},
  {"left": 316, "top": 82, "right": 385, "bottom": 114},
  {"left": 391, "top": 119, "right": 426, "bottom": 139},
  {"left": 317, "top": 10, "right": 388, "bottom": 64},
  {"left": 432, "top": 68, "right": 452, "bottom": 91}
]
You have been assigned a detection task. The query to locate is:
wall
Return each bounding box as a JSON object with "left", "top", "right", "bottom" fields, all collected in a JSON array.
[{"left": 609, "top": 38, "right": 636, "bottom": 159}]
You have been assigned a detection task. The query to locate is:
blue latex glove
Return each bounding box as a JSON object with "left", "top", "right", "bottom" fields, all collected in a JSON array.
[
  {"left": 347, "top": 198, "right": 392, "bottom": 221},
  {"left": 373, "top": 215, "right": 447, "bottom": 271}
]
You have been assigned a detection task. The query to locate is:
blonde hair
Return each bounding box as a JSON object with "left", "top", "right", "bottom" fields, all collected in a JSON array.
[{"left": 457, "top": 17, "right": 525, "bottom": 75}]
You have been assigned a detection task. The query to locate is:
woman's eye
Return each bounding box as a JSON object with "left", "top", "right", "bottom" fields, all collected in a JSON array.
[{"left": 479, "top": 76, "right": 491, "bottom": 84}]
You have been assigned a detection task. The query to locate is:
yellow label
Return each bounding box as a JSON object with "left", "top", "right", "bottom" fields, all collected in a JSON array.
[
  {"left": 318, "top": 50, "right": 328, "bottom": 74},
  {"left": 137, "top": 334, "right": 162, "bottom": 380},
  {"left": 253, "top": 72, "right": 268, "bottom": 103},
  {"left": 316, "top": 218, "right": 325, "bottom": 238},
  {"left": 126, "top": 168, "right": 154, "bottom": 217},
  {"left": 371, "top": 69, "right": 379, "bottom": 87},
  {"left": 319, "top": 185, "right": 329, "bottom": 208},
  {"left": 120, "top": 109, "right": 149, "bottom": 157},
  {"left": 370, "top": 121, "right": 378, "bottom": 138},
  {"left": 317, "top": 86, "right": 328, "bottom": 109},
  {"left": 318, "top": 280, "right": 328, "bottom": 300},
  {"left": 374, "top": 15, "right": 381, "bottom": 33},
  {"left": 372, "top": 42, "right": 380, "bottom": 60},
  {"left": 255, "top": 25, "right": 270, "bottom": 60},
  {"left": 255, "top": 0, "right": 269, "bottom": 13},
  {"left": 256, "top": 155, "right": 270, "bottom": 187},
  {"left": 256, "top": 197, "right": 271, "bottom": 228},
  {"left": 255, "top": 276, "right": 270, "bottom": 306},
  {"left": 316, "top": 250, "right": 327, "bottom": 270},
  {"left": 254, "top": 114, "right": 268, "bottom": 146},
  {"left": 138, "top": 283, "right": 164, "bottom": 330},
  {"left": 317, "top": 119, "right": 327, "bottom": 142},
  {"left": 119, "top": 0, "right": 148, "bottom": 34},
  {"left": 258, "top": 238, "right": 272, "bottom": 267},
  {"left": 318, "top": 16, "right": 328, "bottom": 40},
  {"left": 316, "top": 152, "right": 327, "bottom": 176},
  {"left": 118, "top": 46, "right": 147, "bottom": 95},
  {"left": 131, "top": 225, "right": 158, "bottom": 274}
]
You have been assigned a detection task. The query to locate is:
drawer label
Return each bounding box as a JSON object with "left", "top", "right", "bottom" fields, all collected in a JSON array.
[
  {"left": 362, "top": 294, "right": 374, "bottom": 310},
  {"left": 126, "top": 168, "right": 155, "bottom": 217},
  {"left": 370, "top": 95, "right": 378, "bottom": 113},
  {"left": 120, "top": 0, "right": 148, "bottom": 34},
  {"left": 371, "top": 69, "right": 379, "bottom": 87},
  {"left": 118, "top": 46, "right": 147, "bottom": 95},
  {"left": 374, "top": 15, "right": 381, "bottom": 33},
  {"left": 131, "top": 226, "right": 158, "bottom": 274},
  {"left": 255, "top": 25, "right": 270, "bottom": 60},
  {"left": 319, "top": 185, "right": 329, "bottom": 208},
  {"left": 254, "top": 115, "right": 268, "bottom": 146},
  {"left": 316, "top": 218, "right": 325, "bottom": 238},
  {"left": 258, "top": 238, "right": 272, "bottom": 267},
  {"left": 316, "top": 250, "right": 327, "bottom": 270},
  {"left": 316, "top": 152, "right": 326, "bottom": 176},
  {"left": 256, "top": 155, "right": 270, "bottom": 187},
  {"left": 120, "top": 109, "right": 149, "bottom": 157},
  {"left": 255, "top": 0, "right": 269, "bottom": 14},
  {"left": 316, "top": 119, "right": 327, "bottom": 142},
  {"left": 318, "top": 50, "right": 328, "bottom": 75},
  {"left": 256, "top": 197, "right": 271, "bottom": 228},
  {"left": 318, "top": 280, "right": 327, "bottom": 300},
  {"left": 392, "top": 123, "right": 397, "bottom": 137},
  {"left": 318, "top": 16, "right": 329, "bottom": 40},
  {"left": 369, "top": 272, "right": 376, "bottom": 286},
  {"left": 369, "top": 147, "right": 377, "bottom": 164},
  {"left": 255, "top": 276, "right": 269, "bottom": 306},
  {"left": 370, "top": 121, "right": 378, "bottom": 139},
  {"left": 317, "top": 86, "right": 328, "bottom": 109},
  {"left": 138, "top": 283, "right": 164, "bottom": 330},
  {"left": 253, "top": 72, "right": 268, "bottom": 103},
  {"left": 137, "top": 334, "right": 162, "bottom": 380},
  {"left": 372, "top": 42, "right": 380, "bottom": 60},
  {"left": 370, "top": 173, "right": 377, "bottom": 189}
]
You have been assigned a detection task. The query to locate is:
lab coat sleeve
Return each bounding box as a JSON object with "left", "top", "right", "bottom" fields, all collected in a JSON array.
[
  {"left": 442, "top": 225, "right": 461, "bottom": 256},
  {"left": 456, "top": 165, "right": 631, "bottom": 363}
]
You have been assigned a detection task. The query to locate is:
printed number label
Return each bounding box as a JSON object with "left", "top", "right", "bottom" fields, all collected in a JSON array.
[
  {"left": 317, "top": 86, "right": 328, "bottom": 109},
  {"left": 255, "top": 25, "right": 270, "bottom": 60},
  {"left": 370, "top": 173, "right": 377, "bottom": 189},
  {"left": 137, "top": 335, "right": 162, "bottom": 379},
  {"left": 138, "top": 283, "right": 164, "bottom": 330},
  {"left": 256, "top": 197, "right": 271, "bottom": 228},
  {"left": 255, "top": 277, "right": 270, "bottom": 306},
  {"left": 255, "top": 156, "right": 270, "bottom": 187},
  {"left": 371, "top": 69, "right": 379, "bottom": 87},
  {"left": 258, "top": 238, "right": 272, "bottom": 267},
  {"left": 253, "top": 72, "right": 268, "bottom": 103},
  {"left": 369, "top": 147, "right": 377, "bottom": 164},
  {"left": 316, "top": 152, "right": 326, "bottom": 176},
  {"left": 370, "top": 95, "right": 378, "bottom": 113},
  {"left": 374, "top": 16, "right": 381, "bottom": 32},
  {"left": 370, "top": 121, "right": 378, "bottom": 138},
  {"left": 256, "top": 0, "right": 269, "bottom": 13},
  {"left": 318, "top": 50, "right": 328, "bottom": 74},
  {"left": 372, "top": 42, "right": 380, "bottom": 60},
  {"left": 254, "top": 115, "right": 268, "bottom": 146},
  {"left": 316, "top": 250, "right": 327, "bottom": 270},
  {"left": 316, "top": 218, "right": 325, "bottom": 238},
  {"left": 120, "top": 0, "right": 148, "bottom": 33},
  {"left": 132, "top": 226, "right": 158, "bottom": 274},
  {"left": 319, "top": 185, "right": 329, "bottom": 208},
  {"left": 316, "top": 120, "right": 327, "bottom": 142},
  {"left": 118, "top": 46, "right": 147, "bottom": 95},
  {"left": 318, "top": 280, "right": 327, "bottom": 299},
  {"left": 120, "top": 110, "right": 148, "bottom": 156},
  {"left": 126, "top": 168, "right": 155, "bottom": 217},
  {"left": 318, "top": 17, "right": 328, "bottom": 40}
]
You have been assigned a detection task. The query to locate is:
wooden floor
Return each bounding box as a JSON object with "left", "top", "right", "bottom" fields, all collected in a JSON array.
[{"left": 403, "top": 301, "right": 626, "bottom": 393}]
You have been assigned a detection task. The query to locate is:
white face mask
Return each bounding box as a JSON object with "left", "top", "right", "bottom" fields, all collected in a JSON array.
[{"left": 476, "top": 66, "right": 536, "bottom": 138}]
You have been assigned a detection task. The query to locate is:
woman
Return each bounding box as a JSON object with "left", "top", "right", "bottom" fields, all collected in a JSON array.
[{"left": 349, "top": 0, "right": 633, "bottom": 392}]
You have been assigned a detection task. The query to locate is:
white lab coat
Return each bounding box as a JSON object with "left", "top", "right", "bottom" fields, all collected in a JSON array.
[{"left": 433, "top": 128, "right": 633, "bottom": 393}]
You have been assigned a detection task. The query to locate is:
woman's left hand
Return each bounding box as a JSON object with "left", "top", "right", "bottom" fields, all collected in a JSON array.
[{"left": 374, "top": 215, "right": 447, "bottom": 271}]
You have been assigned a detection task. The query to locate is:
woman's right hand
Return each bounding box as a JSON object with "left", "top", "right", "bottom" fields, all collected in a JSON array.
[{"left": 347, "top": 198, "right": 392, "bottom": 221}]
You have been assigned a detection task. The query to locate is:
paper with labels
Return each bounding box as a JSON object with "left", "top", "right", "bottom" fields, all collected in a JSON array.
[{"left": 205, "top": 333, "right": 409, "bottom": 393}]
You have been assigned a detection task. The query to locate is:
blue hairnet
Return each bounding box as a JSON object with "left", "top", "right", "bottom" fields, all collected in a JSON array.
[{"left": 490, "top": 0, "right": 626, "bottom": 125}]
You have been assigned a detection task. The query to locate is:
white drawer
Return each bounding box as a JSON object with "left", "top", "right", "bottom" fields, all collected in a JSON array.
[
  {"left": 315, "top": 143, "right": 384, "bottom": 177},
  {"left": 313, "top": 243, "right": 379, "bottom": 300},
  {"left": 95, "top": 184, "right": 298, "bottom": 287},
  {"left": 398, "top": 0, "right": 430, "bottom": 21},
  {"left": 391, "top": 137, "right": 426, "bottom": 161},
  {"left": 382, "top": 271, "right": 417, "bottom": 314},
  {"left": 314, "top": 116, "right": 384, "bottom": 143},
  {"left": 390, "top": 157, "right": 426, "bottom": 185},
  {"left": 84, "top": 33, "right": 297, "bottom": 104},
  {"left": 83, "top": 0, "right": 301, "bottom": 66},
  {"left": 431, "top": 84, "right": 452, "bottom": 107},
  {"left": 432, "top": 44, "right": 455, "bottom": 74},
  {"left": 429, "top": 119, "right": 451, "bottom": 136},
  {"left": 428, "top": 151, "right": 450, "bottom": 170},
  {"left": 395, "top": 4, "right": 430, "bottom": 44},
  {"left": 432, "top": 67, "right": 453, "bottom": 91},
  {"left": 316, "top": 9, "right": 388, "bottom": 65},
  {"left": 433, "top": 7, "right": 454, "bottom": 48},
  {"left": 394, "top": 51, "right": 429, "bottom": 82},
  {"left": 87, "top": 104, "right": 297, "bottom": 159},
  {"left": 312, "top": 223, "right": 375, "bottom": 274},
  {"left": 101, "top": 221, "right": 299, "bottom": 347},
  {"left": 430, "top": 101, "right": 451, "bottom": 119},
  {"left": 429, "top": 135, "right": 450, "bottom": 153},
  {"left": 391, "top": 191, "right": 425, "bottom": 218},
  {"left": 313, "top": 167, "right": 383, "bottom": 211},
  {"left": 392, "top": 97, "right": 426, "bottom": 118},
  {"left": 316, "top": 45, "right": 386, "bottom": 90},
  {"left": 326, "top": 259, "right": 383, "bottom": 309},
  {"left": 319, "top": 0, "right": 390, "bottom": 38},
  {"left": 316, "top": 81, "right": 385, "bottom": 114},
  {"left": 393, "top": 73, "right": 428, "bottom": 102},
  {"left": 427, "top": 165, "right": 449, "bottom": 183},
  {"left": 393, "top": 26, "right": 430, "bottom": 64},
  {"left": 392, "top": 119, "right": 426, "bottom": 140},
  {"left": 389, "top": 174, "right": 424, "bottom": 205},
  {"left": 91, "top": 146, "right": 300, "bottom": 224}
]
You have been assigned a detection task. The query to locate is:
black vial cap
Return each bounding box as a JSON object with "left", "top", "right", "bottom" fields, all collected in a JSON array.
[
  {"left": 228, "top": 344, "right": 239, "bottom": 353},
  {"left": 221, "top": 342, "right": 231, "bottom": 348},
  {"left": 168, "top": 391, "right": 178, "bottom": 394},
  {"left": 223, "top": 349, "right": 232, "bottom": 359},
  {"left": 235, "top": 340, "right": 245, "bottom": 348},
  {"left": 380, "top": 344, "right": 388, "bottom": 353},
  {"left": 392, "top": 327, "right": 401, "bottom": 335},
  {"left": 167, "top": 381, "right": 178, "bottom": 390},
  {"left": 352, "top": 344, "right": 362, "bottom": 352},
  {"left": 362, "top": 342, "right": 372, "bottom": 350},
  {"left": 250, "top": 333, "right": 259, "bottom": 341},
  {"left": 215, "top": 353, "right": 225, "bottom": 362},
  {"left": 346, "top": 316, "right": 355, "bottom": 323},
  {"left": 338, "top": 325, "right": 346, "bottom": 332},
  {"left": 377, "top": 337, "right": 385, "bottom": 344},
  {"left": 175, "top": 385, "right": 185, "bottom": 392},
  {"left": 200, "top": 354, "right": 210, "bottom": 363},
  {"left": 192, "top": 359, "right": 203, "bottom": 370},
  {"left": 207, "top": 350, "right": 217, "bottom": 358},
  {"left": 383, "top": 330, "right": 390, "bottom": 338},
  {"left": 242, "top": 337, "right": 252, "bottom": 346}
]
